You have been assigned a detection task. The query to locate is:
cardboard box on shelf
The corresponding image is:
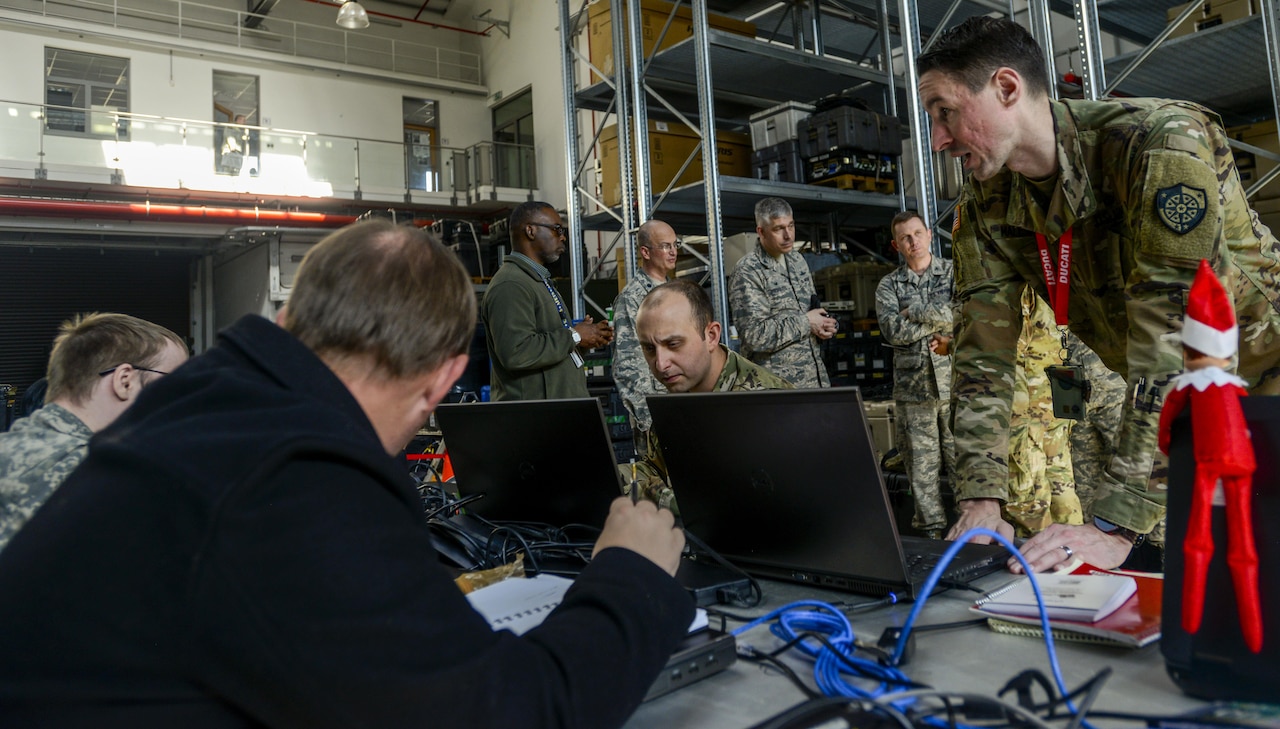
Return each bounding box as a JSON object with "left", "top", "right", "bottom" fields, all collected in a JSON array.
[
  {"left": 598, "top": 120, "right": 751, "bottom": 207},
  {"left": 1251, "top": 195, "right": 1280, "bottom": 235},
  {"left": 1166, "top": 0, "right": 1257, "bottom": 39},
  {"left": 587, "top": 0, "right": 756, "bottom": 83},
  {"left": 1227, "top": 117, "right": 1280, "bottom": 199}
]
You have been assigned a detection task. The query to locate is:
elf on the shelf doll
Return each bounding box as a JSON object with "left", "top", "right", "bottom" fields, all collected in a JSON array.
[{"left": 1157, "top": 259, "right": 1262, "bottom": 653}]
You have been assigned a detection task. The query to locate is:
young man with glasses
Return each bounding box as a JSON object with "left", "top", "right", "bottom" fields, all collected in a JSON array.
[
  {"left": 0, "top": 312, "right": 186, "bottom": 552},
  {"left": 611, "top": 219, "right": 680, "bottom": 452},
  {"left": 483, "top": 201, "right": 614, "bottom": 401}
]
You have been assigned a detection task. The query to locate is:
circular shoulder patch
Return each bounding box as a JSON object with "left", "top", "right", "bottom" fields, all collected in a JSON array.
[{"left": 1155, "top": 183, "right": 1207, "bottom": 234}]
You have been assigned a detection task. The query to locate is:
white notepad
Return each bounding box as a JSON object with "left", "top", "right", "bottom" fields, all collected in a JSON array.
[
  {"left": 467, "top": 574, "right": 708, "bottom": 636},
  {"left": 974, "top": 572, "right": 1138, "bottom": 623}
]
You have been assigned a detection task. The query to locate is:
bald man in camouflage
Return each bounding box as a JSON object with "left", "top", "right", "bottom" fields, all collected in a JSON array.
[{"left": 920, "top": 17, "right": 1280, "bottom": 571}]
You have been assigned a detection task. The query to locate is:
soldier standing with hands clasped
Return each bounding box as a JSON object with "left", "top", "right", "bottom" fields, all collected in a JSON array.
[{"left": 875, "top": 210, "right": 956, "bottom": 538}]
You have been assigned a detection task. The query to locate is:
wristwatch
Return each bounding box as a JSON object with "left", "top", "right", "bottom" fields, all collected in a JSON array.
[
  {"left": 570, "top": 329, "right": 582, "bottom": 345},
  {"left": 1094, "top": 517, "right": 1146, "bottom": 547}
]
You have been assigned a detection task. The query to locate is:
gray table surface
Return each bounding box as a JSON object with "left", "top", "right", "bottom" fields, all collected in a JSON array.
[{"left": 626, "top": 573, "right": 1207, "bottom": 729}]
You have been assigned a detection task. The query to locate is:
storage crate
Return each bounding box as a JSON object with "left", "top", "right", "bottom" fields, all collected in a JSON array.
[
  {"left": 587, "top": 0, "right": 756, "bottom": 83},
  {"left": 812, "top": 261, "right": 896, "bottom": 318},
  {"left": 806, "top": 149, "right": 897, "bottom": 183},
  {"left": 862, "top": 399, "right": 896, "bottom": 461},
  {"left": 599, "top": 121, "right": 751, "bottom": 207},
  {"left": 751, "top": 139, "right": 805, "bottom": 184},
  {"left": 799, "top": 107, "right": 903, "bottom": 157},
  {"left": 749, "top": 102, "right": 814, "bottom": 150},
  {"left": 1167, "top": 0, "right": 1256, "bottom": 39}
]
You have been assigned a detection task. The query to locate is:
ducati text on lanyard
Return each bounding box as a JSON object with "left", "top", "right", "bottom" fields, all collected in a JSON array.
[{"left": 1035, "top": 228, "right": 1072, "bottom": 326}]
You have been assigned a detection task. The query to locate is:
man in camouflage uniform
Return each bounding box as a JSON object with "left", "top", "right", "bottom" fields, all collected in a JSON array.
[
  {"left": 919, "top": 17, "right": 1280, "bottom": 571},
  {"left": 1004, "top": 286, "right": 1079, "bottom": 536},
  {"left": 874, "top": 210, "right": 955, "bottom": 537},
  {"left": 0, "top": 313, "right": 187, "bottom": 552},
  {"left": 729, "top": 197, "right": 836, "bottom": 388},
  {"left": 626, "top": 280, "right": 793, "bottom": 513},
  {"left": 611, "top": 220, "right": 679, "bottom": 452}
]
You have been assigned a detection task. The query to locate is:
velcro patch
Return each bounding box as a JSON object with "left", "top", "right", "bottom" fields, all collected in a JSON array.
[{"left": 1140, "top": 150, "right": 1219, "bottom": 263}]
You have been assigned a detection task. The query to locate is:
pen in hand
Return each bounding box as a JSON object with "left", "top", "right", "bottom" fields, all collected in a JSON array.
[{"left": 629, "top": 459, "right": 639, "bottom": 505}]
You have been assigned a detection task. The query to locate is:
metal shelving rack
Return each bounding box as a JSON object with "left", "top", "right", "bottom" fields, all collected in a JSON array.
[
  {"left": 1062, "top": 0, "right": 1280, "bottom": 200},
  {"left": 558, "top": 0, "right": 963, "bottom": 329}
]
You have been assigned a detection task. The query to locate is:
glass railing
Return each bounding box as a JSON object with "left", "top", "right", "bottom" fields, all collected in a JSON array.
[
  {"left": 0, "top": 100, "right": 536, "bottom": 201},
  {"left": 2, "top": 0, "right": 482, "bottom": 85}
]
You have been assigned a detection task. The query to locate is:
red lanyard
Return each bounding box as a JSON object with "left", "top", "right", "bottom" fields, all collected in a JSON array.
[{"left": 1034, "top": 228, "right": 1072, "bottom": 326}]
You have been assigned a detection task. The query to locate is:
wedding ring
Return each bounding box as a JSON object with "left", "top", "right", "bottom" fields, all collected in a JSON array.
[{"left": 1061, "top": 544, "right": 1075, "bottom": 559}]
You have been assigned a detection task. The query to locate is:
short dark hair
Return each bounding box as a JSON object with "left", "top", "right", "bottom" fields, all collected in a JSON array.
[
  {"left": 917, "top": 17, "right": 1050, "bottom": 98},
  {"left": 46, "top": 313, "right": 186, "bottom": 405},
  {"left": 642, "top": 279, "right": 715, "bottom": 332},
  {"left": 508, "top": 201, "right": 556, "bottom": 242},
  {"left": 891, "top": 210, "right": 927, "bottom": 233},
  {"left": 283, "top": 220, "right": 476, "bottom": 379}
]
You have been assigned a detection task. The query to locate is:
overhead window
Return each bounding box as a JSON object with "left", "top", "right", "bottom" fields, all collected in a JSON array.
[{"left": 44, "top": 47, "right": 130, "bottom": 139}]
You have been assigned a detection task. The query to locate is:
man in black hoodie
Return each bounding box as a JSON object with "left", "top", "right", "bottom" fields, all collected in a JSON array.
[{"left": 0, "top": 220, "right": 692, "bottom": 729}]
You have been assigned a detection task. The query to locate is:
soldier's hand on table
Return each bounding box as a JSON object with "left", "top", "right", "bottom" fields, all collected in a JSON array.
[
  {"left": 946, "top": 498, "right": 1013, "bottom": 544},
  {"left": 593, "top": 497, "right": 684, "bottom": 577},
  {"left": 1010, "top": 522, "right": 1132, "bottom": 573}
]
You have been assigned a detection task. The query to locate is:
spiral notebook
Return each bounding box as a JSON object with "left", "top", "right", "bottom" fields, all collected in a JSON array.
[{"left": 971, "top": 565, "right": 1163, "bottom": 649}]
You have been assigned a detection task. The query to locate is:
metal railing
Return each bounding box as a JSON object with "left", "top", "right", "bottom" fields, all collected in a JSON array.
[
  {"left": 0, "top": 99, "right": 535, "bottom": 201},
  {"left": 1, "top": 0, "right": 482, "bottom": 85}
]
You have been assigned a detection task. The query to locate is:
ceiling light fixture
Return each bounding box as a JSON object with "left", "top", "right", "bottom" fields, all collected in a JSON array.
[{"left": 336, "top": 0, "right": 370, "bottom": 29}]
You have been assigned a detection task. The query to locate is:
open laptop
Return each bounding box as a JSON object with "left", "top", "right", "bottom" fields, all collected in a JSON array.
[
  {"left": 1162, "top": 395, "right": 1280, "bottom": 701},
  {"left": 435, "top": 397, "right": 621, "bottom": 529},
  {"left": 647, "top": 387, "right": 1009, "bottom": 599},
  {"left": 435, "top": 397, "right": 752, "bottom": 605}
]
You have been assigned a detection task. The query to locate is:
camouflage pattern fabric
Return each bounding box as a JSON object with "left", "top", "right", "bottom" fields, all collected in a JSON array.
[
  {"left": 876, "top": 256, "right": 956, "bottom": 531},
  {"left": 0, "top": 404, "right": 93, "bottom": 552},
  {"left": 625, "top": 347, "right": 794, "bottom": 514},
  {"left": 893, "top": 399, "right": 954, "bottom": 532},
  {"left": 728, "top": 242, "right": 830, "bottom": 389},
  {"left": 1069, "top": 340, "right": 1125, "bottom": 518},
  {"left": 611, "top": 271, "right": 666, "bottom": 433},
  {"left": 1004, "top": 286, "right": 1080, "bottom": 537},
  {"left": 951, "top": 97, "right": 1280, "bottom": 536}
]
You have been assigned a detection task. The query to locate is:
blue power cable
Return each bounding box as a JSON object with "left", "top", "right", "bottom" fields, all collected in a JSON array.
[
  {"left": 731, "top": 600, "right": 912, "bottom": 699},
  {"left": 890, "top": 527, "right": 1093, "bottom": 728}
]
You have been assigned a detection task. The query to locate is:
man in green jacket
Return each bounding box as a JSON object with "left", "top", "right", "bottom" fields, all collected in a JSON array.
[
  {"left": 482, "top": 202, "right": 613, "bottom": 401},
  {"left": 918, "top": 17, "right": 1280, "bottom": 572}
]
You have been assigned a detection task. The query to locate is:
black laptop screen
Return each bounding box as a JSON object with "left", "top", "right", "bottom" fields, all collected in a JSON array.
[
  {"left": 647, "top": 387, "right": 909, "bottom": 586},
  {"left": 435, "top": 398, "right": 622, "bottom": 528}
]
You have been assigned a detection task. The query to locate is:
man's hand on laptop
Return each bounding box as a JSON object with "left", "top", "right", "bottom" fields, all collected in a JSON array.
[
  {"left": 945, "top": 498, "right": 1013, "bottom": 545},
  {"left": 593, "top": 497, "right": 685, "bottom": 577},
  {"left": 1009, "top": 523, "right": 1131, "bottom": 574}
]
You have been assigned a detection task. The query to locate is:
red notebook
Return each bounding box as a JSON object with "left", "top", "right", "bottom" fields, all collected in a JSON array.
[{"left": 971, "top": 564, "right": 1163, "bottom": 649}]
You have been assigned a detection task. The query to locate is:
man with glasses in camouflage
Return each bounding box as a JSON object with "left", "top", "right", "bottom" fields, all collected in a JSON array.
[
  {"left": 611, "top": 219, "right": 680, "bottom": 453},
  {"left": 0, "top": 312, "right": 186, "bottom": 552},
  {"left": 483, "top": 201, "right": 613, "bottom": 401}
]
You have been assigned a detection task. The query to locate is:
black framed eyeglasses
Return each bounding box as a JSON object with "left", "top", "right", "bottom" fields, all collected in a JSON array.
[
  {"left": 99, "top": 364, "right": 170, "bottom": 377},
  {"left": 529, "top": 221, "right": 568, "bottom": 237}
]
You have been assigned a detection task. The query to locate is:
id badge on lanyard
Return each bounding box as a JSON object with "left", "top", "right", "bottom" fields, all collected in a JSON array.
[
  {"left": 1036, "top": 228, "right": 1086, "bottom": 418},
  {"left": 542, "top": 277, "right": 585, "bottom": 369}
]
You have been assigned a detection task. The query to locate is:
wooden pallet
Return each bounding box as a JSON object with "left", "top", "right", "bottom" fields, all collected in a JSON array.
[{"left": 812, "top": 174, "right": 895, "bottom": 194}]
